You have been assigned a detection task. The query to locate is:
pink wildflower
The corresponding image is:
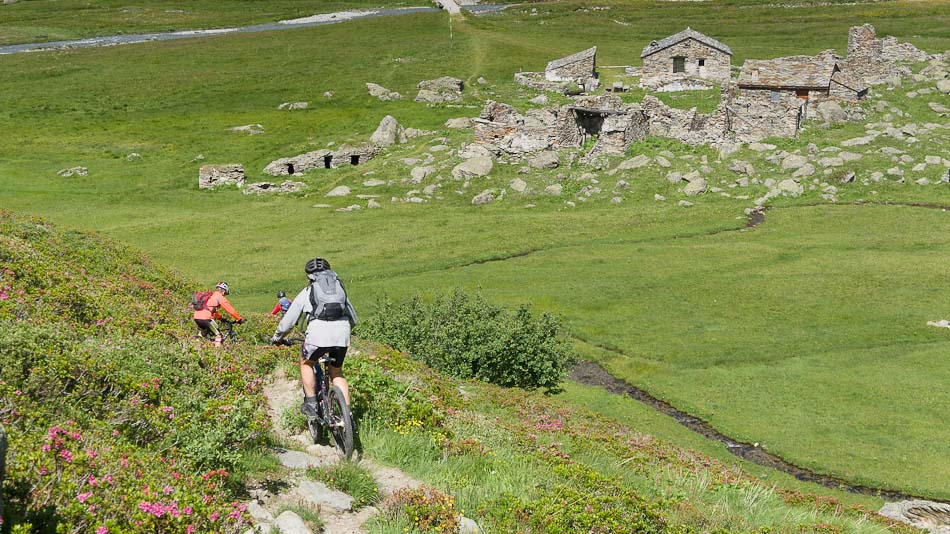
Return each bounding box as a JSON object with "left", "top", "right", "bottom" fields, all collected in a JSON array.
[
  {"left": 182, "top": 506, "right": 193, "bottom": 516},
  {"left": 112, "top": 429, "right": 119, "bottom": 436},
  {"left": 163, "top": 485, "right": 173, "bottom": 495},
  {"left": 186, "top": 526, "right": 195, "bottom": 534},
  {"left": 88, "top": 476, "right": 98, "bottom": 487},
  {"left": 60, "top": 450, "right": 73, "bottom": 462},
  {"left": 96, "top": 527, "right": 108, "bottom": 534},
  {"left": 77, "top": 492, "right": 92, "bottom": 503},
  {"left": 209, "top": 511, "right": 220, "bottom": 522}
]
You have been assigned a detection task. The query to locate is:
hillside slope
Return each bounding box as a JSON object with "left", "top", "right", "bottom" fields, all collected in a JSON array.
[{"left": 0, "top": 211, "right": 920, "bottom": 533}]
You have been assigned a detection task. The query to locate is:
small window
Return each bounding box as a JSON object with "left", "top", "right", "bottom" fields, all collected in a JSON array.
[
  {"left": 350, "top": 155, "right": 360, "bottom": 166},
  {"left": 673, "top": 57, "right": 686, "bottom": 73},
  {"left": 698, "top": 58, "right": 706, "bottom": 67},
  {"left": 323, "top": 155, "right": 333, "bottom": 169},
  {"left": 770, "top": 90, "right": 781, "bottom": 103}
]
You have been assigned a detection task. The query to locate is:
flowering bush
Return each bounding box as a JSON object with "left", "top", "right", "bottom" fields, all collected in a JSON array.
[
  {"left": 0, "top": 212, "right": 279, "bottom": 532},
  {"left": 382, "top": 486, "right": 459, "bottom": 533}
]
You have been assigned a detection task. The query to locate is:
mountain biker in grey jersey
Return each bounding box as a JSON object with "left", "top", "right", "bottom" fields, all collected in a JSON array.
[{"left": 270, "top": 257, "right": 357, "bottom": 417}]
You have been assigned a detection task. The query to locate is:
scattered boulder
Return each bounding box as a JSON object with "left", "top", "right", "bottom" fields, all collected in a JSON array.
[
  {"left": 729, "top": 160, "right": 755, "bottom": 177},
  {"left": 509, "top": 178, "right": 528, "bottom": 193},
  {"left": 472, "top": 189, "right": 496, "bottom": 205},
  {"left": 458, "top": 515, "right": 484, "bottom": 534},
  {"left": 776, "top": 179, "right": 804, "bottom": 197},
  {"left": 619, "top": 154, "right": 651, "bottom": 170},
  {"left": 654, "top": 194, "right": 666, "bottom": 201},
  {"left": 458, "top": 144, "right": 493, "bottom": 159},
  {"left": 529, "top": 94, "right": 549, "bottom": 105},
  {"left": 937, "top": 79, "right": 950, "bottom": 94},
  {"left": 840, "top": 171, "right": 856, "bottom": 183},
  {"left": 278, "top": 101, "right": 309, "bottom": 110},
  {"left": 445, "top": 117, "right": 473, "bottom": 129},
  {"left": 816, "top": 101, "right": 848, "bottom": 124},
  {"left": 415, "top": 76, "right": 464, "bottom": 104},
  {"left": 781, "top": 154, "right": 809, "bottom": 171},
  {"left": 274, "top": 449, "right": 323, "bottom": 470},
  {"left": 367, "top": 199, "right": 381, "bottom": 209},
  {"left": 682, "top": 174, "right": 707, "bottom": 196},
  {"left": 325, "top": 185, "right": 352, "bottom": 197},
  {"left": 228, "top": 123, "right": 264, "bottom": 135},
  {"left": 57, "top": 166, "right": 89, "bottom": 178},
  {"left": 749, "top": 142, "right": 776, "bottom": 152},
  {"left": 452, "top": 157, "right": 493, "bottom": 180},
  {"left": 615, "top": 180, "right": 629, "bottom": 189},
  {"left": 273, "top": 510, "right": 312, "bottom": 534},
  {"left": 544, "top": 184, "right": 563, "bottom": 196},
  {"left": 198, "top": 164, "right": 244, "bottom": 189},
  {"left": 371, "top": 115, "right": 406, "bottom": 148},
  {"left": 678, "top": 200, "right": 693, "bottom": 207},
  {"left": 366, "top": 82, "right": 402, "bottom": 101},
  {"left": 126, "top": 153, "right": 142, "bottom": 161},
  {"left": 405, "top": 128, "right": 436, "bottom": 139},
  {"left": 879, "top": 500, "right": 950, "bottom": 533},
  {"left": 294, "top": 480, "right": 353, "bottom": 511},
  {"left": 916, "top": 178, "right": 931, "bottom": 186},
  {"left": 654, "top": 156, "right": 671, "bottom": 168},
  {"left": 929, "top": 102, "right": 950, "bottom": 114},
  {"left": 529, "top": 151, "right": 560, "bottom": 169},
  {"left": 410, "top": 166, "right": 435, "bottom": 183},
  {"left": 666, "top": 171, "right": 683, "bottom": 184}
]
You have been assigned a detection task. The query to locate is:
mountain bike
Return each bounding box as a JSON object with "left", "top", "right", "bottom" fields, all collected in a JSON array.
[
  {"left": 277, "top": 338, "right": 355, "bottom": 460},
  {"left": 217, "top": 318, "right": 240, "bottom": 345}
]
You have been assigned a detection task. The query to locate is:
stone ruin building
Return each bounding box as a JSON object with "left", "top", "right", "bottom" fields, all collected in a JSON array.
[
  {"left": 263, "top": 143, "right": 379, "bottom": 176},
  {"left": 840, "top": 23, "right": 932, "bottom": 84},
  {"left": 515, "top": 47, "right": 599, "bottom": 92},
  {"left": 640, "top": 28, "right": 732, "bottom": 91},
  {"left": 473, "top": 95, "right": 647, "bottom": 159}
]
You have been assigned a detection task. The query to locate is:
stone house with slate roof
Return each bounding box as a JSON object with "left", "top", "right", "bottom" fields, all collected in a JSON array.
[
  {"left": 737, "top": 55, "right": 866, "bottom": 116},
  {"left": 545, "top": 46, "right": 597, "bottom": 83},
  {"left": 641, "top": 28, "right": 732, "bottom": 84}
]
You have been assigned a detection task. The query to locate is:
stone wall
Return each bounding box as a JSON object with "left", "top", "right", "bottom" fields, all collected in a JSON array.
[
  {"left": 841, "top": 24, "right": 927, "bottom": 84},
  {"left": 729, "top": 89, "right": 804, "bottom": 142},
  {"left": 198, "top": 164, "right": 245, "bottom": 189},
  {"left": 263, "top": 144, "right": 378, "bottom": 176},
  {"left": 642, "top": 39, "right": 730, "bottom": 84},
  {"left": 639, "top": 95, "right": 728, "bottom": 146}
]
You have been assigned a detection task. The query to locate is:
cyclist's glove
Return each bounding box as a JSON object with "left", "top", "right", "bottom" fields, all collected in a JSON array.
[{"left": 270, "top": 334, "right": 282, "bottom": 345}]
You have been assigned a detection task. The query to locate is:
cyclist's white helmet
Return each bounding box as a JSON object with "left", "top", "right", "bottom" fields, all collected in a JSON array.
[{"left": 216, "top": 281, "right": 230, "bottom": 295}]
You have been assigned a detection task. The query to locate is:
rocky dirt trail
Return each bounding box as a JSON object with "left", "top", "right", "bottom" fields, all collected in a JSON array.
[{"left": 246, "top": 366, "right": 422, "bottom": 534}]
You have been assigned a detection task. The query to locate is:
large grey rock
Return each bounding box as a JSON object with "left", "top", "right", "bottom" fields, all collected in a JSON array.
[
  {"left": 229, "top": 123, "right": 264, "bottom": 135},
  {"left": 528, "top": 151, "right": 560, "bottom": 169},
  {"left": 418, "top": 76, "right": 463, "bottom": 93},
  {"left": 879, "top": 500, "right": 950, "bottom": 533},
  {"left": 57, "top": 166, "right": 89, "bottom": 177},
  {"left": 275, "top": 449, "right": 324, "bottom": 469},
  {"left": 199, "top": 164, "right": 245, "bottom": 189},
  {"left": 278, "top": 102, "right": 309, "bottom": 110},
  {"left": 410, "top": 166, "right": 435, "bottom": 183},
  {"left": 445, "top": 117, "right": 472, "bottom": 129},
  {"left": 452, "top": 157, "right": 493, "bottom": 180},
  {"left": 371, "top": 115, "right": 405, "bottom": 148},
  {"left": 929, "top": 102, "right": 950, "bottom": 114},
  {"left": 781, "top": 154, "right": 809, "bottom": 171},
  {"left": 936, "top": 79, "right": 950, "bottom": 94},
  {"left": 325, "top": 185, "right": 352, "bottom": 197},
  {"left": 792, "top": 163, "right": 815, "bottom": 178},
  {"left": 458, "top": 515, "right": 485, "bottom": 534},
  {"left": 816, "top": 101, "right": 848, "bottom": 124},
  {"left": 247, "top": 500, "right": 273, "bottom": 521},
  {"left": 295, "top": 480, "right": 353, "bottom": 511},
  {"left": 274, "top": 510, "right": 313, "bottom": 534},
  {"left": 471, "top": 189, "right": 495, "bottom": 205},
  {"left": 776, "top": 179, "right": 804, "bottom": 197},
  {"left": 509, "top": 178, "right": 528, "bottom": 193},
  {"left": 618, "top": 154, "right": 651, "bottom": 170},
  {"left": 363, "top": 179, "right": 386, "bottom": 187},
  {"left": 366, "top": 82, "right": 401, "bottom": 101},
  {"left": 682, "top": 176, "right": 707, "bottom": 196},
  {"left": 544, "top": 184, "right": 563, "bottom": 196},
  {"left": 729, "top": 160, "right": 755, "bottom": 177}
]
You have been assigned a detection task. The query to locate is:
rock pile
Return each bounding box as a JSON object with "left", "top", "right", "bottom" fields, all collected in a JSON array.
[
  {"left": 879, "top": 500, "right": 950, "bottom": 534},
  {"left": 278, "top": 102, "right": 309, "bottom": 110},
  {"left": 228, "top": 123, "right": 265, "bottom": 135},
  {"left": 243, "top": 180, "right": 306, "bottom": 195},
  {"left": 57, "top": 166, "right": 88, "bottom": 177},
  {"left": 199, "top": 164, "right": 245, "bottom": 189},
  {"left": 415, "top": 76, "right": 464, "bottom": 104},
  {"left": 366, "top": 82, "right": 401, "bottom": 101}
]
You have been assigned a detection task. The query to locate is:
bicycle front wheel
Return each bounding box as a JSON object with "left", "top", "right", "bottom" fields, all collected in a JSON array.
[{"left": 326, "top": 385, "right": 354, "bottom": 459}]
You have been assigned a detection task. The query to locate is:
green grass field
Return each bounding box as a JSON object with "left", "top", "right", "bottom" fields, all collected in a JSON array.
[{"left": 1, "top": 0, "right": 948, "bottom": 502}]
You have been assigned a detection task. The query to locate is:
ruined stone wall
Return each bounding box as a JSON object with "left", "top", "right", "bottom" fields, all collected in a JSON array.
[
  {"left": 730, "top": 89, "right": 803, "bottom": 142},
  {"left": 546, "top": 57, "right": 596, "bottom": 82},
  {"left": 841, "top": 24, "right": 926, "bottom": 84},
  {"left": 847, "top": 24, "right": 882, "bottom": 61},
  {"left": 642, "top": 39, "right": 731, "bottom": 84},
  {"left": 589, "top": 107, "right": 649, "bottom": 156},
  {"left": 639, "top": 95, "right": 726, "bottom": 146}
]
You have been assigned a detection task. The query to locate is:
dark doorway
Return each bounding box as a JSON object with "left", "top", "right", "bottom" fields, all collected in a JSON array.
[
  {"left": 323, "top": 155, "right": 333, "bottom": 169},
  {"left": 286, "top": 163, "right": 295, "bottom": 175},
  {"left": 574, "top": 110, "right": 605, "bottom": 136},
  {"left": 350, "top": 155, "right": 360, "bottom": 166},
  {"left": 673, "top": 57, "right": 686, "bottom": 73}
]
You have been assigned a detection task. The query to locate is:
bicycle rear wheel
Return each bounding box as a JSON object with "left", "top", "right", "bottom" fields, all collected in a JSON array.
[{"left": 326, "top": 385, "right": 354, "bottom": 459}]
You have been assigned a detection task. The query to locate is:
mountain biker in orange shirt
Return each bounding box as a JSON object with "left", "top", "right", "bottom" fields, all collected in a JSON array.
[{"left": 193, "top": 281, "right": 244, "bottom": 347}]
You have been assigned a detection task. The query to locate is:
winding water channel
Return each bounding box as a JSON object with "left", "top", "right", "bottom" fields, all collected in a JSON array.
[{"left": 0, "top": 4, "right": 507, "bottom": 56}]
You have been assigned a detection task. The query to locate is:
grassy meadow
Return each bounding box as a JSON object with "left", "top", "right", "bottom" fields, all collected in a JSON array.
[{"left": 1, "top": 0, "right": 949, "bottom": 505}]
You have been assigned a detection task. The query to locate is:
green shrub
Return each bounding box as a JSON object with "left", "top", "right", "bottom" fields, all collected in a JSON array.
[
  {"left": 358, "top": 290, "right": 573, "bottom": 394},
  {"left": 308, "top": 461, "right": 380, "bottom": 509},
  {"left": 381, "top": 486, "right": 458, "bottom": 533}
]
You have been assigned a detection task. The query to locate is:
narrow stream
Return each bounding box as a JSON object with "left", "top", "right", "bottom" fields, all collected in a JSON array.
[
  {"left": 0, "top": 4, "right": 508, "bottom": 56},
  {"left": 571, "top": 361, "right": 938, "bottom": 502}
]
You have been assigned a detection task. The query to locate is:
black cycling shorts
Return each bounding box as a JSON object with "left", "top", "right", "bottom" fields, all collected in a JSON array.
[{"left": 302, "top": 345, "right": 347, "bottom": 368}]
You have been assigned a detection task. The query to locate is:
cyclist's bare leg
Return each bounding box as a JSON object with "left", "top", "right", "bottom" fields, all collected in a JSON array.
[
  {"left": 328, "top": 365, "right": 350, "bottom": 405},
  {"left": 300, "top": 358, "right": 318, "bottom": 397}
]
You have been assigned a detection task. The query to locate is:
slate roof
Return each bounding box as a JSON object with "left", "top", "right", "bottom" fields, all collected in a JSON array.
[
  {"left": 546, "top": 46, "right": 597, "bottom": 71},
  {"left": 830, "top": 70, "right": 869, "bottom": 93},
  {"left": 640, "top": 28, "right": 732, "bottom": 58},
  {"left": 737, "top": 56, "right": 838, "bottom": 89}
]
